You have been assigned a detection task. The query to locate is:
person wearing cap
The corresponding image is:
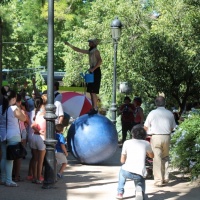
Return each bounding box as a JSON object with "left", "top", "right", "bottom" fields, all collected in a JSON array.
[
  {"left": 133, "top": 97, "right": 144, "bottom": 125},
  {"left": 65, "top": 39, "right": 102, "bottom": 115}
]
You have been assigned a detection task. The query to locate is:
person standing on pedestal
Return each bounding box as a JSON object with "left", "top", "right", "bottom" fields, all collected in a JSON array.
[{"left": 65, "top": 39, "right": 102, "bottom": 115}]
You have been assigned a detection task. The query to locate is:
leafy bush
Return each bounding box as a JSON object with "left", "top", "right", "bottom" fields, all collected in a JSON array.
[{"left": 170, "top": 114, "right": 200, "bottom": 180}]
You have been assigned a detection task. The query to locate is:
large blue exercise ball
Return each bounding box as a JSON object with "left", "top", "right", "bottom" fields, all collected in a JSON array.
[{"left": 67, "top": 114, "right": 118, "bottom": 164}]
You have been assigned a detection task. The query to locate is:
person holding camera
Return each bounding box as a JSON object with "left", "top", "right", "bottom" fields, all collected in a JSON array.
[{"left": 119, "top": 96, "right": 135, "bottom": 145}]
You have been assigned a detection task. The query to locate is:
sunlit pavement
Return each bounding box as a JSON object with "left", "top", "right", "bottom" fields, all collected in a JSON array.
[{"left": 0, "top": 147, "right": 199, "bottom": 200}]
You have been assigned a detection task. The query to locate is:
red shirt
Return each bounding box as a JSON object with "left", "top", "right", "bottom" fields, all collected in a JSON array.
[{"left": 120, "top": 103, "right": 135, "bottom": 123}]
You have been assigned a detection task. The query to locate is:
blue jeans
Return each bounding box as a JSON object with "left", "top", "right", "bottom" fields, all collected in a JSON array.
[
  {"left": 1, "top": 136, "right": 21, "bottom": 184},
  {"left": 117, "top": 168, "right": 145, "bottom": 195},
  {"left": 1, "top": 141, "right": 7, "bottom": 182}
]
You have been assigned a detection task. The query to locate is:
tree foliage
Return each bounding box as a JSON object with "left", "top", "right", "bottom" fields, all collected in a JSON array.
[
  {"left": 170, "top": 113, "right": 200, "bottom": 180},
  {"left": 1, "top": 0, "right": 200, "bottom": 112}
]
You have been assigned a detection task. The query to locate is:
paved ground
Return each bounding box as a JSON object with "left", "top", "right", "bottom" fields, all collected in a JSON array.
[{"left": 0, "top": 147, "right": 199, "bottom": 200}]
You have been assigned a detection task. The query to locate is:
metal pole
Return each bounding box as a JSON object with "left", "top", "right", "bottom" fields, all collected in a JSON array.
[
  {"left": 110, "top": 40, "right": 118, "bottom": 125},
  {"left": 42, "top": 0, "right": 57, "bottom": 189}
]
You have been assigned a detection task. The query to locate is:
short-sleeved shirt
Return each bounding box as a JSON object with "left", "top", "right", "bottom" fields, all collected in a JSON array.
[
  {"left": 122, "top": 139, "right": 152, "bottom": 177},
  {"left": 54, "top": 101, "right": 64, "bottom": 125},
  {"left": 144, "top": 107, "right": 176, "bottom": 135},
  {"left": 7, "top": 105, "right": 21, "bottom": 139},
  {"left": 55, "top": 133, "right": 66, "bottom": 153}
]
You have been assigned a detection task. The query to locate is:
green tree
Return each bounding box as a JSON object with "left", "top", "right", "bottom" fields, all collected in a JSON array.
[{"left": 133, "top": 0, "right": 200, "bottom": 113}]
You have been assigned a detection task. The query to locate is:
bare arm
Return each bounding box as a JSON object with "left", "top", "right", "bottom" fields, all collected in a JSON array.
[
  {"left": 31, "top": 122, "right": 45, "bottom": 135},
  {"left": 61, "top": 144, "right": 68, "bottom": 156},
  {"left": 138, "top": 107, "right": 144, "bottom": 124},
  {"left": 14, "top": 107, "right": 26, "bottom": 122},
  {"left": 147, "top": 151, "right": 154, "bottom": 158},
  {"left": 120, "top": 154, "right": 126, "bottom": 164},
  {"left": 32, "top": 77, "right": 40, "bottom": 97},
  {"left": 59, "top": 116, "right": 64, "bottom": 124},
  {"left": 144, "top": 126, "right": 148, "bottom": 131},
  {"left": 65, "top": 41, "right": 89, "bottom": 54}
]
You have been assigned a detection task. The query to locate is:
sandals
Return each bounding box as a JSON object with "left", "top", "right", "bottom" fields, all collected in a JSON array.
[
  {"left": 36, "top": 180, "right": 43, "bottom": 184},
  {"left": 5, "top": 181, "right": 18, "bottom": 187},
  {"left": 32, "top": 179, "right": 43, "bottom": 184},
  {"left": 26, "top": 176, "right": 33, "bottom": 181},
  {"left": 14, "top": 177, "right": 24, "bottom": 182}
]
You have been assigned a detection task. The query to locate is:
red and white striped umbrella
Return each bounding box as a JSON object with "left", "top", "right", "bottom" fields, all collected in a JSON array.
[{"left": 61, "top": 92, "right": 92, "bottom": 118}]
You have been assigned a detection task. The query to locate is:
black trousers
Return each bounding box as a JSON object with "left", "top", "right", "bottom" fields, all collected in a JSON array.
[{"left": 121, "top": 122, "right": 134, "bottom": 143}]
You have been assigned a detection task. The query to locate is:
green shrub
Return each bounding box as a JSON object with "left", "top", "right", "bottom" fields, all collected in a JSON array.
[{"left": 170, "top": 114, "right": 200, "bottom": 180}]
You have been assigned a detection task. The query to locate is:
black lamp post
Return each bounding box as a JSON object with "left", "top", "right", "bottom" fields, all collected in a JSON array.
[
  {"left": 42, "top": 0, "right": 57, "bottom": 189},
  {"left": 110, "top": 17, "right": 122, "bottom": 125}
]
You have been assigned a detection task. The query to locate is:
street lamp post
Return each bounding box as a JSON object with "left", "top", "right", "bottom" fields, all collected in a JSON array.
[
  {"left": 42, "top": 0, "right": 57, "bottom": 189},
  {"left": 110, "top": 17, "right": 122, "bottom": 125}
]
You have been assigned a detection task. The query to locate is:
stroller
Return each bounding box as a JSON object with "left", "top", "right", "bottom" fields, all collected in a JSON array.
[{"left": 145, "top": 136, "right": 153, "bottom": 179}]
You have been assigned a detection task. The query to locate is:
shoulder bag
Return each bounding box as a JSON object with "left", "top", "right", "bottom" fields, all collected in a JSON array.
[{"left": 6, "top": 107, "right": 27, "bottom": 160}]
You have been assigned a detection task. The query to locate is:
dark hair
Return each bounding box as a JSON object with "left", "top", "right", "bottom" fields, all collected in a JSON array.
[
  {"left": 55, "top": 124, "right": 64, "bottom": 133},
  {"left": 124, "top": 96, "right": 131, "bottom": 102},
  {"left": 1, "top": 88, "right": 16, "bottom": 115},
  {"left": 54, "top": 81, "right": 59, "bottom": 90},
  {"left": 33, "top": 97, "right": 43, "bottom": 120},
  {"left": 16, "top": 93, "right": 22, "bottom": 102},
  {"left": 134, "top": 96, "right": 142, "bottom": 106},
  {"left": 21, "top": 101, "right": 28, "bottom": 111},
  {"left": 131, "top": 124, "right": 147, "bottom": 140},
  {"left": 155, "top": 96, "right": 165, "bottom": 107},
  {"left": 1, "top": 86, "right": 9, "bottom": 115}
]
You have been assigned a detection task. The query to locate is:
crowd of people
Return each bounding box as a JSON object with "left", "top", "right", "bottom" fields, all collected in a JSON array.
[
  {"left": 0, "top": 81, "right": 68, "bottom": 187},
  {"left": 116, "top": 96, "right": 176, "bottom": 200},
  {"left": 0, "top": 79, "right": 177, "bottom": 200}
]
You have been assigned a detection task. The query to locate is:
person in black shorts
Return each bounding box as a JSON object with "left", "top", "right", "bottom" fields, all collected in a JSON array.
[{"left": 65, "top": 39, "right": 102, "bottom": 114}]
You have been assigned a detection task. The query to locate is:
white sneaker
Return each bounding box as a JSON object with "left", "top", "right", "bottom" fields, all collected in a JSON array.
[{"left": 135, "top": 186, "right": 143, "bottom": 200}]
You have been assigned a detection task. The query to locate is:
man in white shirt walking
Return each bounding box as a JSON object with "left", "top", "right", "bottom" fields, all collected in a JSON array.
[{"left": 144, "top": 96, "right": 176, "bottom": 187}]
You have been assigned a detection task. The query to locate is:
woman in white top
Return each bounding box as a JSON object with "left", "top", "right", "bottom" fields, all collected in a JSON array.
[
  {"left": 0, "top": 89, "right": 26, "bottom": 187},
  {"left": 31, "top": 95, "right": 47, "bottom": 184},
  {"left": 0, "top": 86, "right": 9, "bottom": 184}
]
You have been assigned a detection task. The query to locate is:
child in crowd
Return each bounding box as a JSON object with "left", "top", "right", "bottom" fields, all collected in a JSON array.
[{"left": 55, "top": 124, "right": 68, "bottom": 178}]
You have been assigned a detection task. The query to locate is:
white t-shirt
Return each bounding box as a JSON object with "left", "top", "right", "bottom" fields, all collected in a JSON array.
[
  {"left": 7, "top": 105, "right": 21, "bottom": 139},
  {"left": 144, "top": 107, "right": 176, "bottom": 135},
  {"left": 54, "top": 101, "right": 64, "bottom": 125},
  {"left": 121, "top": 139, "right": 152, "bottom": 177}
]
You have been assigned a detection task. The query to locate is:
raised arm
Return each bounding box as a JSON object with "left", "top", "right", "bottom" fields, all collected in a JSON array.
[{"left": 65, "top": 41, "right": 89, "bottom": 54}]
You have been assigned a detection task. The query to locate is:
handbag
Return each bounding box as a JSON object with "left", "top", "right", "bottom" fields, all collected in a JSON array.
[
  {"left": 7, "top": 142, "right": 27, "bottom": 160},
  {"left": 6, "top": 106, "right": 27, "bottom": 160}
]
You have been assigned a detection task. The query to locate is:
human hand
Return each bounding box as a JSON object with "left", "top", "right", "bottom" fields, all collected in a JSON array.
[
  {"left": 89, "top": 68, "right": 94, "bottom": 73},
  {"left": 39, "top": 130, "right": 45, "bottom": 135}
]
